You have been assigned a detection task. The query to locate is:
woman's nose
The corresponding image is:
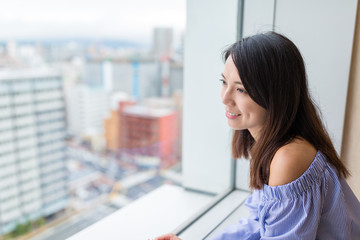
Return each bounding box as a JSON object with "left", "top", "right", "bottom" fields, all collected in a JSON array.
[{"left": 221, "top": 89, "right": 234, "bottom": 106}]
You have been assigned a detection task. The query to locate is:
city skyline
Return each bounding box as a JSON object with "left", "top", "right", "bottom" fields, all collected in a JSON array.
[{"left": 0, "top": 13, "right": 184, "bottom": 237}]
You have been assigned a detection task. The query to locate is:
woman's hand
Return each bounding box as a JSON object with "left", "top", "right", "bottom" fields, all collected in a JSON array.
[{"left": 153, "top": 233, "right": 182, "bottom": 240}]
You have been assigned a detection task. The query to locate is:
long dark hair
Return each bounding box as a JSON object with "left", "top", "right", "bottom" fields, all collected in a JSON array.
[{"left": 224, "top": 32, "right": 349, "bottom": 189}]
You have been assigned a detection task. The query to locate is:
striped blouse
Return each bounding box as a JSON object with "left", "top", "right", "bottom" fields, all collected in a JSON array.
[{"left": 210, "top": 151, "right": 360, "bottom": 239}]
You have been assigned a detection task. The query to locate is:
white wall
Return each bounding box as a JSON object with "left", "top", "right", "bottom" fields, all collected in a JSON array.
[
  {"left": 236, "top": 0, "right": 357, "bottom": 190},
  {"left": 274, "top": 0, "right": 357, "bottom": 154}
]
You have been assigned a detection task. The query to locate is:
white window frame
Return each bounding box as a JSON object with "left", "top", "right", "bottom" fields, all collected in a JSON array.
[{"left": 182, "top": 0, "right": 239, "bottom": 194}]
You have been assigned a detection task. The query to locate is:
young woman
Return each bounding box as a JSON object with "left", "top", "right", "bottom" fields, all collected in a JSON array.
[{"left": 155, "top": 32, "right": 360, "bottom": 240}]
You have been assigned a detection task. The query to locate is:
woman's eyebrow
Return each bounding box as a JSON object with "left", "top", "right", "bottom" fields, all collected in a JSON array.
[
  {"left": 221, "top": 73, "right": 243, "bottom": 85},
  {"left": 221, "top": 73, "right": 243, "bottom": 86}
]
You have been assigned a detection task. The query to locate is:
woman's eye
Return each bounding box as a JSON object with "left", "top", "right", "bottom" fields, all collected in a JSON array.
[
  {"left": 237, "top": 88, "right": 246, "bottom": 93},
  {"left": 219, "top": 79, "right": 226, "bottom": 85}
]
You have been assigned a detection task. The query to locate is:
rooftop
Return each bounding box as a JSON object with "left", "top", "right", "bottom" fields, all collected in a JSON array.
[
  {"left": 122, "top": 105, "right": 175, "bottom": 118},
  {"left": 0, "top": 68, "right": 61, "bottom": 81}
]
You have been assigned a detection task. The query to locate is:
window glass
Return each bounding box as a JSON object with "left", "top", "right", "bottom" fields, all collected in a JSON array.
[{"left": 0, "top": 0, "right": 185, "bottom": 238}]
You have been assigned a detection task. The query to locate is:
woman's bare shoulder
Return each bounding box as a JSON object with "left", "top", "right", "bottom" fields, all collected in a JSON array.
[{"left": 268, "top": 138, "right": 317, "bottom": 186}]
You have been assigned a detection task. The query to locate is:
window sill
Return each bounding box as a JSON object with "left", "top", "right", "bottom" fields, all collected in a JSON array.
[
  {"left": 178, "top": 189, "right": 249, "bottom": 239},
  {"left": 67, "top": 184, "right": 216, "bottom": 240},
  {"left": 67, "top": 184, "right": 250, "bottom": 240}
]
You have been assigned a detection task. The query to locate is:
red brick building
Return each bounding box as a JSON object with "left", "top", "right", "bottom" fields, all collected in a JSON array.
[
  {"left": 105, "top": 102, "right": 178, "bottom": 168},
  {"left": 104, "top": 101, "right": 136, "bottom": 151}
]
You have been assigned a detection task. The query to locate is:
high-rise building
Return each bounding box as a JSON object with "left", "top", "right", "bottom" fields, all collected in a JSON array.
[
  {"left": 6, "top": 40, "right": 17, "bottom": 59},
  {"left": 65, "top": 84, "right": 110, "bottom": 139},
  {"left": 84, "top": 60, "right": 160, "bottom": 100},
  {"left": 102, "top": 60, "right": 113, "bottom": 92},
  {"left": 153, "top": 27, "right": 173, "bottom": 59},
  {"left": 169, "top": 62, "right": 183, "bottom": 95},
  {"left": 0, "top": 69, "right": 68, "bottom": 235}
]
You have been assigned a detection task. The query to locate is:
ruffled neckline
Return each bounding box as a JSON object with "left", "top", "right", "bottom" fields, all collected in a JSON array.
[{"left": 262, "top": 151, "right": 327, "bottom": 200}]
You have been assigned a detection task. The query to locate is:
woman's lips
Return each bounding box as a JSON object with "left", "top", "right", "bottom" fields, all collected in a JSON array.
[{"left": 225, "top": 111, "right": 241, "bottom": 119}]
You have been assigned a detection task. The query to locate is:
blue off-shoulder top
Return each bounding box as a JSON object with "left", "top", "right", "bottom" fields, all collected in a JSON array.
[{"left": 210, "top": 151, "right": 360, "bottom": 240}]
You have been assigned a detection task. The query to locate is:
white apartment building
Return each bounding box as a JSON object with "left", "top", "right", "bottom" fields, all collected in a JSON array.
[
  {"left": 0, "top": 69, "right": 68, "bottom": 235},
  {"left": 65, "top": 84, "right": 110, "bottom": 138}
]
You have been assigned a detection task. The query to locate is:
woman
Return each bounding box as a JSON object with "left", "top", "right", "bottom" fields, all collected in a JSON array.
[{"left": 155, "top": 32, "right": 360, "bottom": 239}]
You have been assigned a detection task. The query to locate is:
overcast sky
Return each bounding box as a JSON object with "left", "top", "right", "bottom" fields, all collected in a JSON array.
[{"left": 0, "top": 0, "right": 186, "bottom": 43}]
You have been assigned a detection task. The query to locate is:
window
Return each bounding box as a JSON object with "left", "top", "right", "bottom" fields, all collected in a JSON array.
[
  {"left": 2, "top": 0, "right": 355, "bottom": 239},
  {"left": 0, "top": 0, "right": 191, "bottom": 239}
]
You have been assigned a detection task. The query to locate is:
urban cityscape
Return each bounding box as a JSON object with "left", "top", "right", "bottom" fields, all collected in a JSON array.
[{"left": 0, "top": 25, "right": 184, "bottom": 240}]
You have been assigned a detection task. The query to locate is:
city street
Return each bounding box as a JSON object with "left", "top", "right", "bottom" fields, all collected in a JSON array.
[{"left": 27, "top": 144, "right": 181, "bottom": 240}]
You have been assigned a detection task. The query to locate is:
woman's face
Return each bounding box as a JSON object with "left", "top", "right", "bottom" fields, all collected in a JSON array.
[{"left": 221, "top": 56, "right": 267, "bottom": 140}]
